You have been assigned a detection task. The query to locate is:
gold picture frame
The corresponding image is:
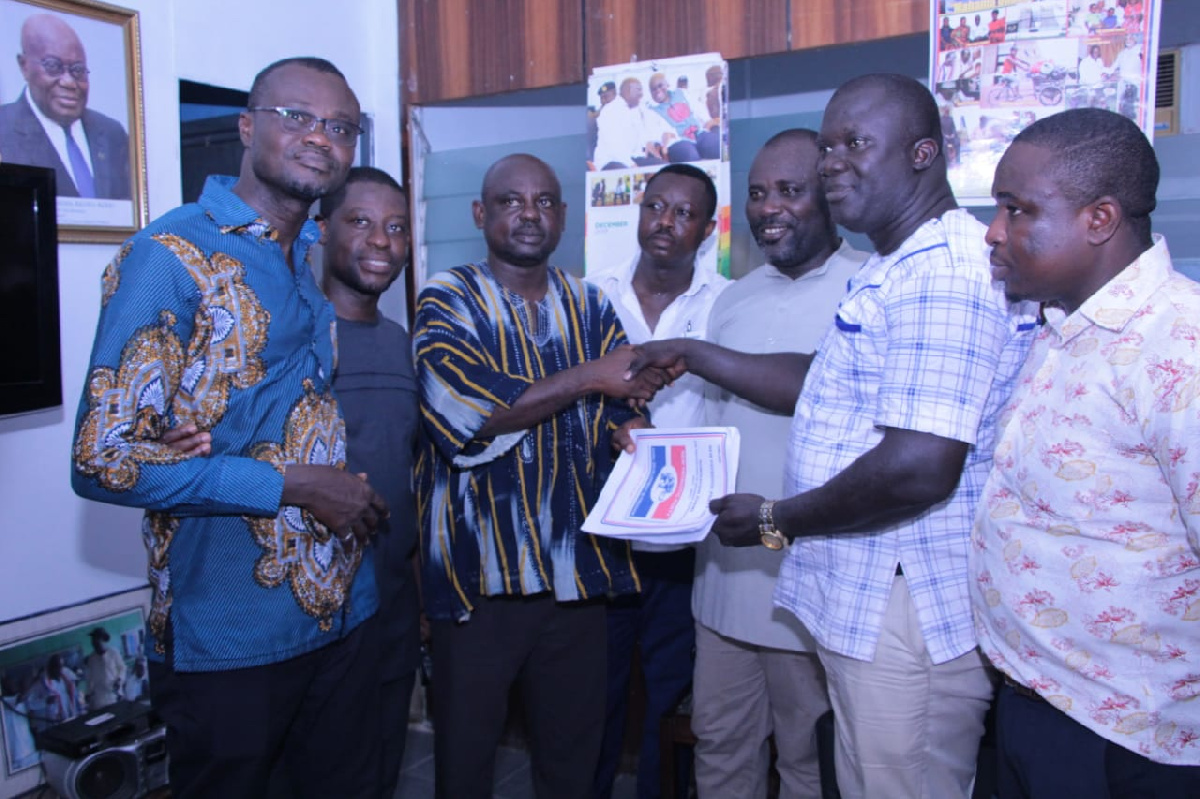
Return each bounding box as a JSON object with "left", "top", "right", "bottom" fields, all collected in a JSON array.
[{"left": 0, "top": 0, "right": 147, "bottom": 243}]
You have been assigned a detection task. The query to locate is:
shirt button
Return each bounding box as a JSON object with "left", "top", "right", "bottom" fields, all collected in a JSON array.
[{"left": 318, "top": 367, "right": 325, "bottom": 380}]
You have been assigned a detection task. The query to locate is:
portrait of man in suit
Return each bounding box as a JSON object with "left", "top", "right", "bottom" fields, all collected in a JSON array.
[{"left": 0, "top": 12, "right": 131, "bottom": 200}]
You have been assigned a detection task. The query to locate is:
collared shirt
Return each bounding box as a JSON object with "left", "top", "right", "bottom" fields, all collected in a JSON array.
[
  {"left": 776, "top": 209, "right": 1039, "bottom": 664},
  {"left": 588, "top": 253, "right": 729, "bottom": 430},
  {"left": 84, "top": 647, "right": 126, "bottom": 707},
  {"left": 1115, "top": 46, "right": 1143, "bottom": 83},
  {"left": 24, "top": 88, "right": 93, "bottom": 180},
  {"left": 1079, "top": 55, "right": 1107, "bottom": 87},
  {"left": 588, "top": 253, "right": 729, "bottom": 552},
  {"left": 694, "top": 242, "right": 867, "bottom": 650},
  {"left": 593, "top": 99, "right": 675, "bottom": 167},
  {"left": 72, "top": 175, "right": 377, "bottom": 671},
  {"left": 973, "top": 237, "right": 1200, "bottom": 766},
  {"left": 414, "top": 262, "right": 641, "bottom": 621}
]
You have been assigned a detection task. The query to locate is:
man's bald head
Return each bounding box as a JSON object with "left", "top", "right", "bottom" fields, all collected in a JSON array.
[
  {"left": 475, "top": 154, "right": 566, "bottom": 270},
  {"left": 20, "top": 14, "right": 82, "bottom": 55},
  {"left": 818, "top": 74, "right": 954, "bottom": 250},
  {"left": 480, "top": 153, "right": 561, "bottom": 201},
  {"left": 18, "top": 14, "right": 89, "bottom": 127},
  {"left": 831, "top": 74, "right": 943, "bottom": 153}
]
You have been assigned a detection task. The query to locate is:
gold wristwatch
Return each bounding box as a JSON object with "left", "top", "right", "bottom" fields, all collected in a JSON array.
[{"left": 758, "top": 500, "right": 785, "bottom": 550}]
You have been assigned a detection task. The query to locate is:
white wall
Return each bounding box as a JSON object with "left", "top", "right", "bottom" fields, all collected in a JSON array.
[{"left": 0, "top": 0, "right": 403, "bottom": 623}]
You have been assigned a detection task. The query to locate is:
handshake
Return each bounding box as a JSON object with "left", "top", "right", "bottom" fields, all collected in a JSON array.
[{"left": 593, "top": 339, "right": 695, "bottom": 405}]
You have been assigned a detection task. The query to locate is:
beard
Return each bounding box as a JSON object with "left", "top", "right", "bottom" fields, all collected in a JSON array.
[
  {"left": 488, "top": 226, "right": 560, "bottom": 268},
  {"left": 284, "top": 176, "right": 328, "bottom": 203},
  {"left": 252, "top": 148, "right": 347, "bottom": 204}
]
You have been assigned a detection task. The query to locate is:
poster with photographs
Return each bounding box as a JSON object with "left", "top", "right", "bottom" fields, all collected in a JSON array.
[
  {"left": 585, "top": 52, "right": 732, "bottom": 277},
  {"left": 931, "top": 0, "right": 1161, "bottom": 204},
  {"left": 0, "top": 588, "right": 150, "bottom": 795}
]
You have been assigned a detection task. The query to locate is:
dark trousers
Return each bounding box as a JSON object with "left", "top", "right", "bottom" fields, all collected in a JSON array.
[
  {"left": 379, "top": 669, "right": 417, "bottom": 799},
  {"left": 996, "top": 683, "right": 1200, "bottom": 798},
  {"left": 665, "top": 131, "right": 720, "bottom": 163},
  {"left": 148, "top": 616, "right": 380, "bottom": 799},
  {"left": 430, "top": 594, "right": 607, "bottom": 799},
  {"left": 595, "top": 549, "right": 696, "bottom": 799}
]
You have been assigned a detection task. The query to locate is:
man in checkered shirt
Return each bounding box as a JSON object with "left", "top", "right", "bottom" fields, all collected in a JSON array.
[{"left": 629, "top": 73, "right": 1039, "bottom": 798}]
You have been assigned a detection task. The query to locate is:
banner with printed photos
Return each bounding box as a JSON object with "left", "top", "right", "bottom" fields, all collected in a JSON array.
[
  {"left": 931, "top": 0, "right": 1161, "bottom": 205},
  {"left": 585, "top": 52, "right": 732, "bottom": 277}
]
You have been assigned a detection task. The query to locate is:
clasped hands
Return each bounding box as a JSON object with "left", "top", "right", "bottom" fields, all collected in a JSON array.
[
  {"left": 614, "top": 340, "right": 771, "bottom": 548},
  {"left": 602, "top": 339, "right": 692, "bottom": 407},
  {"left": 157, "top": 424, "right": 387, "bottom": 547}
]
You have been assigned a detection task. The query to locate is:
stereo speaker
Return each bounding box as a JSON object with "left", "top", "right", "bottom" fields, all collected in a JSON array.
[{"left": 36, "top": 701, "right": 168, "bottom": 799}]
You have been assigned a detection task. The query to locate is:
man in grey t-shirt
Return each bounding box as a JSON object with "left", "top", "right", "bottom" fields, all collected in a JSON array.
[
  {"left": 317, "top": 167, "right": 420, "bottom": 799},
  {"left": 691, "top": 130, "right": 865, "bottom": 799}
]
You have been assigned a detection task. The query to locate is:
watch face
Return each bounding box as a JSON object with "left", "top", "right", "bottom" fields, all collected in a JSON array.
[{"left": 760, "top": 531, "right": 784, "bottom": 551}]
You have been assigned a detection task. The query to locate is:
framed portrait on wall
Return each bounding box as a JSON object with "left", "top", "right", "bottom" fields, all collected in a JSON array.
[{"left": 0, "top": 0, "right": 147, "bottom": 243}]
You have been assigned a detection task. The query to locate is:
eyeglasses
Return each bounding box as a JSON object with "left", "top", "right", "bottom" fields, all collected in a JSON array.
[
  {"left": 247, "top": 106, "right": 362, "bottom": 147},
  {"left": 37, "top": 56, "right": 89, "bottom": 81}
]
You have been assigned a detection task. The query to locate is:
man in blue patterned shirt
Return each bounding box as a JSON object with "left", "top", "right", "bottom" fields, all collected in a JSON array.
[
  {"left": 414, "top": 153, "right": 668, "bottom": 799},
  {"left": 71, "top": 57, "right": 385, "bottom": 798},
  {"left": 631, "top": 74, "right": 1040, "bottom": 798}
]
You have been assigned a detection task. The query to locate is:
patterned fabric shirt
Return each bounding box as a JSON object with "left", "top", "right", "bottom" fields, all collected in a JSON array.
[
  {"left": 414, "top": 262, "right": 641, "bottom": 621},
  {"left": 776, "top": 209, "right": 1039, "bottom": 664},
  {"left": 972, "top": 237, "right": 1200, "bottom": 765},
  {"left": 72, "top": 175, "right": 377, "bottom": 672}
]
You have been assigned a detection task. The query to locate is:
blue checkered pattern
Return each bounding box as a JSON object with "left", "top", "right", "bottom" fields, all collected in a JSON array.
[{"left": 775, "top": 210, "right": 1039, "bottom": 664}]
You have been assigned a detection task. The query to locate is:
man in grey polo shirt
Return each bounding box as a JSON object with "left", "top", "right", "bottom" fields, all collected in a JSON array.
[{"left": 691, "top": 129, "right": 866, "bottom": 799}]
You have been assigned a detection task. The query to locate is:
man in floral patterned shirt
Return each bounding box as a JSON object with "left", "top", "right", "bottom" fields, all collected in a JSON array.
[{"left": 973, "top": 108, "right": 1200, "bottom": 796}]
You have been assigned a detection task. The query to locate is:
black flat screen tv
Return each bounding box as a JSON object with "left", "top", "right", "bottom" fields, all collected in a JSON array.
[{"left": 0, "top": 162, "right": 62, "bottom": 415}]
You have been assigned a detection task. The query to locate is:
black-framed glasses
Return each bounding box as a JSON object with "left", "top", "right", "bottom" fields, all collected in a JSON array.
[
  {"left": 247, "top": 106, "right": 362, "bottom": 147},
  {"left": 38, "top": 56, "right": 89, "bottom": 81}
]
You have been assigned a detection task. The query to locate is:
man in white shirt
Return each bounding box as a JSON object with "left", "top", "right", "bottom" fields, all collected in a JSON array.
[
  {"left": 83, "top": 627, "right": 126, "bottom": 711},
  {"left": 691, "top": 129, "right": 866, "bottom": 799},
  {"left": 593, "top": 76, "right": 676, "bottom": 171},
  {"left": 970, "top": 13, "right": 990, "bottom": 42},
  {"left": 588, "top": 163, "right": 728, "bottom": 799},
  {"left": 1078, "top": 43, "right": 1109, "bottom": 87}
]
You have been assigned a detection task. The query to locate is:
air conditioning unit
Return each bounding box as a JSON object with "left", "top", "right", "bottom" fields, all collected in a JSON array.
[
  {"left": 35, "top": 701, "right": 168, "bottom": 799},
  {"left": 1155, "top": 49, "right": 1180, "bottom": 137}
]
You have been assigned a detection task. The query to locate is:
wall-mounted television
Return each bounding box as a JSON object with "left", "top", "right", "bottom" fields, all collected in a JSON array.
[{"left": 0, "top": 163, "right": 62, "bottom": 416}]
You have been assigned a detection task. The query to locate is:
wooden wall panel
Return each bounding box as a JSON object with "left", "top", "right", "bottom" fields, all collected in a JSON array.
[
  {"left": 584, "top": 0, "right": 789, "bottom": 71},
  {"left": 792, "top": 0, "right": 928, "bottom": 51},
  {"left": 402, "top": 0, "right": 584, "bottom": 104},
  {"left": 400, "top": 0, "right": 932, "bottom": 104}
]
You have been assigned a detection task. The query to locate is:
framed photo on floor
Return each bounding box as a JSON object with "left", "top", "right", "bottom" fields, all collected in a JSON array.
[{"left": 0, "top": 586, "right": 151, "bottom": 796}]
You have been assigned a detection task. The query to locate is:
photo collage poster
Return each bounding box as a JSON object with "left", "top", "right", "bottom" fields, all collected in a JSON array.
[
  {"left": 584, "top": 52, "right": 732, "bottom": 277},
  {"left": 931, "top": 0, "right": 1162, "bottom": 204}
]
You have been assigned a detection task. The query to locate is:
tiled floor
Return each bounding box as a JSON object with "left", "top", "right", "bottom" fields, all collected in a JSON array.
[{"left": 394, "top": 722, "right": 639, "bottom": 799}]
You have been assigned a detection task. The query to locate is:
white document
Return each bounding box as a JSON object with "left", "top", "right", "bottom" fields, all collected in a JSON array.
[{"left": 583, "top": 427, "right": 740, "bottom": 544}]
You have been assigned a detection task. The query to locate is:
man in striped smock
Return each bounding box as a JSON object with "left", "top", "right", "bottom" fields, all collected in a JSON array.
[{"left": 413, "top": 153, "right": 668, "bottom": 799}]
